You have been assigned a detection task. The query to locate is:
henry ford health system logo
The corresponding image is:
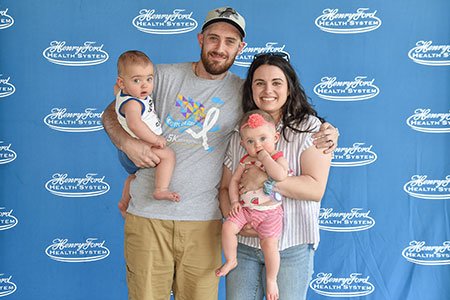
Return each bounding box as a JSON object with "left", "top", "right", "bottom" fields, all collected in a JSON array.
[
  {"left": 234, "top": 42, "right": 290, "bottom": 67},
  {"left": 45, "top": 173, "right": 110, "bottom": 197},
  {"left": 43, "top": 41, "right": 109, "bottom": 66},
  {"left": 319, "top": 208, "right": 375, "bottom": 232},
  {"left": 0, "top": 274, "right": 17, "bottom": 297},
  {"left": 408, "top": 41, "right": 450, "bottom": 66},
  {"left": 0, "top": 141, "right": 17, "bottom": 164},
  {"left": 0, "top": 207, "right": 18, "bottom": 231},
  {"left": 314, "top": 76, "right": 379, "bottom": 101},
  {"left": 0, "top": 8, "right": 14, "bottom": 30},
  {"left": 332, "top": 143, "right": 377, "bottom": 167},
  {"left": 402, "top": 241, "right": 450, "bottom": 265},
  {"left": 0, "top": 75, "right": 16, "bottom": 98},
  {"left": 310, "top": 273, "right": 375, "bottom": 297},
  {"left": 132, "top": 8, "right": 197, "bottom": 34},
  {"left": 406, "top": 109, "right": 450, "bottom": 133},
  {"left": 315, "top": 8, "right": 381, "bottom": 34},
  {"left": 43, "top": 108, "right": 103, "bottom": 132},
  {"left": 45, "top": 238, "right": 110, "bottom": 262},
  {"left": 403, "top": 175, "right": 450, "bottom": 200}
]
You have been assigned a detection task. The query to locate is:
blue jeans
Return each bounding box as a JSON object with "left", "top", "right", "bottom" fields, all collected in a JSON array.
[{"left": 226, "top": 243, "right": 314, "bottom": 300}]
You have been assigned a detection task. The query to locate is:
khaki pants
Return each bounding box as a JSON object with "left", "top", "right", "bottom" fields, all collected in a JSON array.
[{"left": 124, "top": 214, "right": 222, "bottom": 300}]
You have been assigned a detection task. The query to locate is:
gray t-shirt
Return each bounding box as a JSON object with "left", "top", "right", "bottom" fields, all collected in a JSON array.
[{"left": 128, "top": 62, "right": 244, "bottom": 221}]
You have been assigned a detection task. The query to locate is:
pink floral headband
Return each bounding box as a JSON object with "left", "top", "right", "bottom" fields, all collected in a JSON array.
[{"left": 240, "top": 113, "right": 274, "bottom": 130}]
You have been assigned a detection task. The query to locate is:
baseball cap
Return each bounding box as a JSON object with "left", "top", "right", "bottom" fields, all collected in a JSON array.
[{"left": 202, "top": 7, "right": 246, "bottom": 38}]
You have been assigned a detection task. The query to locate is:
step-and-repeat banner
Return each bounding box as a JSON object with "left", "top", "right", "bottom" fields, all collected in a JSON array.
[{"left": 1, "top": 1, "right": 449, "bottom": 299}]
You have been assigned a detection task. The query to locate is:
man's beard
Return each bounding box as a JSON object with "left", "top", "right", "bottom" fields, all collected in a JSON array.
[{"left": 201, "top": 50, "right": 236, "bottom": 75}]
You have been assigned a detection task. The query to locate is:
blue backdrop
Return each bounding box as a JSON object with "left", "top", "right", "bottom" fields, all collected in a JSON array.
[{"left": 1, "top": 1, "right": 449, "bottom": 299}]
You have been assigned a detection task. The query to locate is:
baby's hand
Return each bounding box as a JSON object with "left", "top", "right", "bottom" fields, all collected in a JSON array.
[
  {"left": 229, "top": 202, "right": 242, "bottom": 218},
  {"left": 155, "top": 136, "right": 166, "bottom": 148},
  {"left": 256, "top": 149, "right": 270, "bottom": 161}
]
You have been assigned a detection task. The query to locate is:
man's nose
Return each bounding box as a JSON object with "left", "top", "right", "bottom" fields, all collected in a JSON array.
[{"left": 215, "top": 39, "right": 226, "bottom": 54}]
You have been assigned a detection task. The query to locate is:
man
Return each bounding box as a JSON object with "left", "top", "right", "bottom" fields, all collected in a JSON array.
[{"left": 102, "top": 7, "right": 338, "bottom": 300}]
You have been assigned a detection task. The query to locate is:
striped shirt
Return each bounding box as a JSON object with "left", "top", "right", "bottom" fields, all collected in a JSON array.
[{"left": 224, "top": 115, "right": 322, "bottom": 251}]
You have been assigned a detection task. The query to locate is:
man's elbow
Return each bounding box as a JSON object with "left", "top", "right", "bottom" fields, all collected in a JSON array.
[
  {"left": 101, "top": 100, "right": 116, "bottom": 125},
  {"left": 101, "top": 113, "right": 108, "bottom": 127}
]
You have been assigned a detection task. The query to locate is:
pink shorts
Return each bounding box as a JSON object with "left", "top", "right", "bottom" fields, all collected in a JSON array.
[{"left": 226, "top": 205, "right": 283, "bottom": 239}]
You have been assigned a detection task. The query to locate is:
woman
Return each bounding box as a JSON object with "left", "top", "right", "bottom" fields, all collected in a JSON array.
[{"left": 220, "top": 53, "right": 332, "bottom": 300}]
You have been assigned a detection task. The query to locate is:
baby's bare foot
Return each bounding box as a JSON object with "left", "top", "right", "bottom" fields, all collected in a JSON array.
[
  {"left": 118, "top": 174, "right": 134, "bottom": 219},
  {"left": 215, "top": 259, "right": 237, "bottom": 277},
  {"left": 266, "top": 279, "right": 279, "bottom": 300},
  {"left": 153, "top": 190, "right": 180, "bottom": 202}
]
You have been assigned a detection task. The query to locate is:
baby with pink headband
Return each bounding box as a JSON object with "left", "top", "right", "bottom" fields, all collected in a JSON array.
[{"left": 216, "top": 109, "right": 289, "bottom": 299}]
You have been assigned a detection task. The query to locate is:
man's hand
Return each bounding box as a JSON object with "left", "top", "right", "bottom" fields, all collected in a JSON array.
[
  {"left": 155, "top": 136, "right": 167, "bottom": 149},
  {"left": 239, "top": 165, "right": 268, "bottom": 194},
  {"left": 312, "top": 122, "right": 340, "bottom": 154},
  {"left": 102, "top": 99, "right": 160, "bottom": 168},
  {"left": 123, "top": 138, "right": 160, "bottom": 168}
]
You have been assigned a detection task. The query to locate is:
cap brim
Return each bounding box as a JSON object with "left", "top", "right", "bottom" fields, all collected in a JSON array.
[{"left": 202, "top": 19, "right": 245, "bottom": 37}]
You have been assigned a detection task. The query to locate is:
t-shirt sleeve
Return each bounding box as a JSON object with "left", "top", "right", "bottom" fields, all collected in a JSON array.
[{"left": 224, "top": 130, "right": 241, "bottom": 172}]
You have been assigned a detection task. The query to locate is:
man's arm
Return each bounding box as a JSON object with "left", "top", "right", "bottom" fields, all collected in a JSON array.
[
  {"left": 228, "top": 165, "right": 245, "bottom": 204},
  {"left": 312, "top": 122, "right": 340, "bottom": 154},
  {"left": 219, "top": 166, "right": 233, "bottom": 218},
  {"left": 102, "top": 100, "right": 160, "bottom": 168}
]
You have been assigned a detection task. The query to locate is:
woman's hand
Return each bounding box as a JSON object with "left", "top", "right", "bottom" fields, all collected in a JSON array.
[
  {"left": 239, "top": 165, "right": 268, "bottom": 194},
  {"left": 312, "top": 122, "right": 340, "bottom": 154}
]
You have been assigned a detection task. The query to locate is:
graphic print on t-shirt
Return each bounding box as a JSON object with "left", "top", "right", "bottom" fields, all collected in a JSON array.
[{"left": 164, "top": 94, "right": 224, "bottom": 152}]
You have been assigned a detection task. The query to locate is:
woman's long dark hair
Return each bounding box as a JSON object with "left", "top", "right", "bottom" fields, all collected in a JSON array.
[{"left": 242, "top": 54, "right": 323, "bottom": 141}]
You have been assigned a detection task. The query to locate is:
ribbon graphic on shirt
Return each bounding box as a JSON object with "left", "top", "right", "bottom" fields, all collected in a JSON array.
[{"left": 185, "top": 107, "right": 220, "bottom": 151}]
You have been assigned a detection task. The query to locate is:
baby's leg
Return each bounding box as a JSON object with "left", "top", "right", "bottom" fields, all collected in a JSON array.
[
  {"left": 260, "top": 237, "right": 280, "bottom": 300},
  {"left": 152, "top": 147, "right": 180, "bottom": 202},
  {"left": 215, "top": 220, "right": 241, "bottom": 277},
  {"left": 118, "top": 174, "right": 135, "bottom": 218}
]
